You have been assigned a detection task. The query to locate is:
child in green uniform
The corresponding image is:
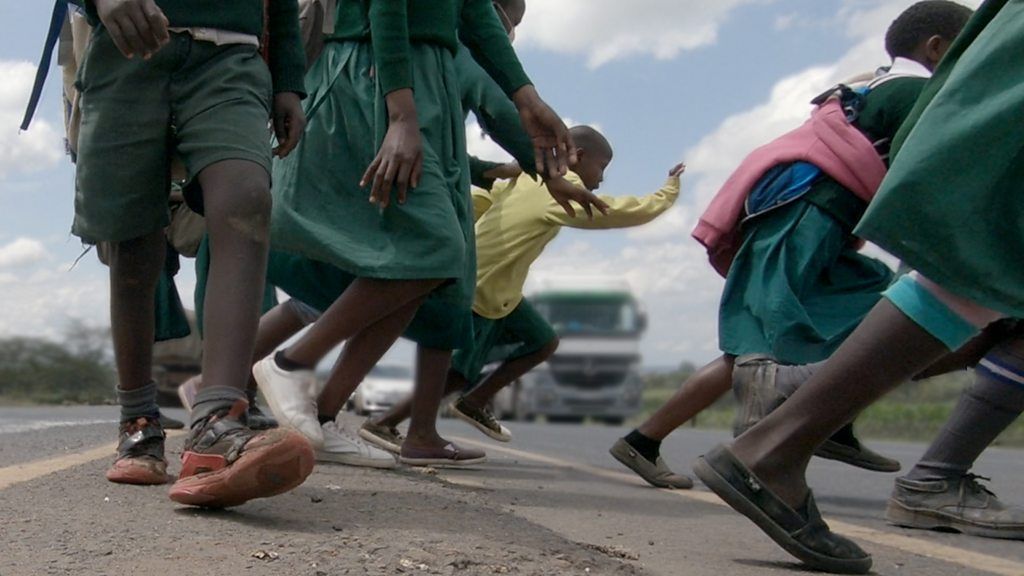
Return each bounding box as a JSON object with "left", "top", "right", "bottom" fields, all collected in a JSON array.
[
  {"left": 187, "top": 0, "right": 603, "bottom": 467},
  {"left": 254, "top": 0, "right": 585, "bottom": 467},
  {"left": 694, "top": 1, "right": 1024, "bottom": 572},
  {"left": 360, "top": 126, "right": 683, "bottom": 456},
  {"left": 74, "top": 0, "right": 314, "bottom": 507},
  {"left": 612, "top": 0, "right": 973, "bottom": 491}
]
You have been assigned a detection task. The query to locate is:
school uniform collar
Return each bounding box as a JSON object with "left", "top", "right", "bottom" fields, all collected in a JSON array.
[{"left": 884, "top": 57, "right": 932, "bottom": 80}]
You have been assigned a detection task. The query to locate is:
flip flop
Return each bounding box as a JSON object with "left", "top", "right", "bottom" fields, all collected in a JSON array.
[
  {"left": 694, "top": 444, "right": 872, "bottom": 574},
  {"left": 399, "top": 442, "right": 487, "bottom": 468}
]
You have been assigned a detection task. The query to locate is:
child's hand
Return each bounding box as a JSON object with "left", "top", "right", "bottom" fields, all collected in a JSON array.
[
  {"left": 95, "top": 0, "right": 169, "bottom": 60},
  {"left": 545, "top": 176, "right": 610, "bottom": 219},
  {"left": 512, "top": 85, "right": 576, "bottom": 180},
  {"left": 669, "top": 163, "right": 686, "bottom": 178},
  {"left": 483, "top": 161, "right": 522, "bottom": 181},
  {"left": 272, "top": 92, "right": 307, "bottom": 159},
  {"left": 361, "top": 89, "right": 422, "bottom": 209}
]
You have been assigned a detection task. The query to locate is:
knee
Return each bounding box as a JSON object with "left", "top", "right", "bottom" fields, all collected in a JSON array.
[
  {"left": 539, "top": 337, "right": 560, "bottom": 360},
  {"left": 206, "top": 174, "right": 272, "bottom": 243}
]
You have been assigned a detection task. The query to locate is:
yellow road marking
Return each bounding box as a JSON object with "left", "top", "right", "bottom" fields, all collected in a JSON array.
[
  {"left": 451, "top": 435, "right": 1024, "bottom": 576},
  {"left": 0, "top": 431, "right": 185, "bottom": 491}
]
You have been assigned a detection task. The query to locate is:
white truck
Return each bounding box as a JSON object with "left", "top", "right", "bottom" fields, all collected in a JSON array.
[{"left": 492, "top": 276, "right": 647, "bottom": 425}]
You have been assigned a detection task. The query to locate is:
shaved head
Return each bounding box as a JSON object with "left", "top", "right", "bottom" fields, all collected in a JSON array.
[
  {"left": 495, "top": 0, "right": 526, "bottom": 27},
  {"left": 570, "top": 125, "right": 613, "bottom": 160}
]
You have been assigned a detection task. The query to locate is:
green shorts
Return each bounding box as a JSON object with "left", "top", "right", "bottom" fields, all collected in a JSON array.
[
  {"left": 451, "top": 301, "right": 558, "bottom": 385},
  {"left": 73, "top": 29, "right": 273, "bottom": 243}
]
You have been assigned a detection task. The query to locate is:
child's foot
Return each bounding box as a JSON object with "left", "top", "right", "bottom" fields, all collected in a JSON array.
[
  {"left": 609, "top": 437, "right": 693, "bottom": 489},
  {"left": 451, "top": 397, "right": 512, "bottom": 442},
  {"left": 168, "top": 400, "right": 314, "bottom": 508},
  {"left": 247, "top": 403, "right": 279, "bottom": 430},
  {"left": 318, "top": 419, "right": 396, "bottom": 468},
  {"left": 885, "top": 474, "right": 1024, "bottom": 539},
  {"left": 106, "top": 416, "right": 170, "bottom": 485},
  {"left": 252, "top": 355, "right": 323, "bottom": 446},
  {"left": 399, "top": 440, "right": 487, "bottom": 468},
  {"left": 358, "top": 420, "right": 405, "bottom": 454}
]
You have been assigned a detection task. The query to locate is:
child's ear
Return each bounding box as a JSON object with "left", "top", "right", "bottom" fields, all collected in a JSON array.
[{"left": 925, "top": 34, "right": 948, "bottom": 65}]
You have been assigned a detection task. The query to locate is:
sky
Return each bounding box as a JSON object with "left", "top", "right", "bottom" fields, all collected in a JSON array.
[{"left": 0, "top": 0, "right": 980, "bottom": 369}]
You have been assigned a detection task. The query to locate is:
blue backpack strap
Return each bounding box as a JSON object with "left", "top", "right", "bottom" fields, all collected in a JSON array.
[{"left": 20, "top": 0, "right": 79, "bottom": 131}]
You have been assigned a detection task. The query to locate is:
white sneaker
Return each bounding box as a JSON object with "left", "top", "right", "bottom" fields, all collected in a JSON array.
[
  {"left": 252, "top": 355, "right": 324, "bottom": 447},
  {"left": 318, "top": 420, "right": 397, "bottom": 469}
]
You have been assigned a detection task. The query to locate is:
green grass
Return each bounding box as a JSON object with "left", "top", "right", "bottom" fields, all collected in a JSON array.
[{"left": 637, "top": 369, "right": 1024, "bottom": 447}]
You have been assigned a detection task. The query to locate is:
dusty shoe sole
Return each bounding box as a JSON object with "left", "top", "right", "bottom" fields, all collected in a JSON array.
[
  {"left": 106, "top": 457, "right": 170, "bottom": 485},
  {"left": 168, "top": 429, "right": 315, "bottom": 508},
  {"left": 316, "top": 450, "right": 397, "bottom": 469},
  {"left": 451, "top": 403, "right": 511, "bottom": 442},
  {"left": 399, "top": 455, "right": 488, "bottom": 468},
  {"left": 885, "top": 499, "right": 1024, "bottom": 540}
]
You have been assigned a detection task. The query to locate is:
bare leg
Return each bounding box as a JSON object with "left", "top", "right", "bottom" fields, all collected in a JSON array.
[
  {"left": 282, "top": 278, "right": 442, "bottom": 367},
  {"left": 315, "top": 297, "right": 423, "bottom": 418},
  {"left": 196, "top": 159, "right": 271, "bottom": 397},
  {"left": 461, "top": 338, "right": 560, "bottom": 409},
  {"left": 403, "top": 346, "right": 454, "bottom": 451},
  {"left": 247, "top": 301, "right": 309, "bottom": 393},
  {"left": 637, "top": 355, "right": 733, "bottom": 440},
  {"left": 730, "top": 299, "right": 947, "bottom": 507},
  {"left": 109, "top": 231, "right": 166, "bottom": 394}
]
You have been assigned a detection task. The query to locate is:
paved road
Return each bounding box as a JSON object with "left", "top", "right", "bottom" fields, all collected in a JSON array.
[{"left": 1, "top": 405, "right": 1022, "bottom": 575}]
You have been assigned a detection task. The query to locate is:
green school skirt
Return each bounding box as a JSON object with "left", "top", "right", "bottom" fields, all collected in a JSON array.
[
  {"left": 857, "top": 0, "right": 1024, "bottom": 317},
  {"left": 269, "top": 40, "right": 474, "bottom": 349},
  {"left": 719, "top": 199, "right": 894, "bottom": 364}
]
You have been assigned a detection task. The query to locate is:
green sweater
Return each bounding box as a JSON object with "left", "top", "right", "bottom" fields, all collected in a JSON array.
[
  {"left": 330, "top": 0, "right": 531, "bottom": 97},
  {"left": 85, "top": 0, "right": 306, "bottom": 96},
  {"left": 455, "top": 44, "right": 536, "bottom": 185}
]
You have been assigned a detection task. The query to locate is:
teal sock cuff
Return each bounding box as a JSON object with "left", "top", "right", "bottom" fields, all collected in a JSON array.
[{"left": 883, "top": 275, "right": 979, "bottom": 350}]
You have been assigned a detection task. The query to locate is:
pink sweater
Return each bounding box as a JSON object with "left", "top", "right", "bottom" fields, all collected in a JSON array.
[{"left": 692, "top": 99, "right": 886, "bottom": 276}]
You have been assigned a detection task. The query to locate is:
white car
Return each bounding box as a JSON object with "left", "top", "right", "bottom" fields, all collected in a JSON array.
[{"left": 349, "top": 364, "right": 414, "bottom": 415}]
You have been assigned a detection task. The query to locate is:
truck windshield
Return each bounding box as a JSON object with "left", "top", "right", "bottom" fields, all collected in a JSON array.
[{"left": 534, "top": 296, "right": 639, "bottom": 335}]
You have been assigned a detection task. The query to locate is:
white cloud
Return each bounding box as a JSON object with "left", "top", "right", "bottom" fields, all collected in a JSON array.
[
  {"left": 0, "top": 237, "right": 50, "bottom": 268},
  {"left": 465, "top": 119, "right": 514, "bottom": 164},
  {"left": 0, "top": 248, "right": 109, "bottom": 340},
  {"left": 0, "top": 60, "right": 64, "bottom": 179},
  {"left": 517, "top": 0, "right": 761, "bottom": 68}
]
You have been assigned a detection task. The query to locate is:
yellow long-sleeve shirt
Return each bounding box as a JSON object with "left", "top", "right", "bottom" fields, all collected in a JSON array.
[{"left": 471, "top": 171, "right": 680, "bottom": 319}]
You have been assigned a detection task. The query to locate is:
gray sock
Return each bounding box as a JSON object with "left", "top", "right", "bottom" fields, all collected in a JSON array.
[
  {"left": 906, "top": 344, "right": 1024, "bottom": 482},
  {"left": 118, "top": 380, "right": 160, "bottom": 422},
  {"left": 190, "top": 385, "right": 247, "bottom": 427},
  {"left": 774, "top": 361, "right": 825, "bottom": 398}
]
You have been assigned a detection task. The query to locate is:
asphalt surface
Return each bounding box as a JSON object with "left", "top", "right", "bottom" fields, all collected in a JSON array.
[{"left": 1, "top": 405, "right": 1023, "bottom": 575}]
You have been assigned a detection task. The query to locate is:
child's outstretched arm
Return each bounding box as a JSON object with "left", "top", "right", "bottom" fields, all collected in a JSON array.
[{"left": 547, "top": 163, "right": 685, "bottom": 229}]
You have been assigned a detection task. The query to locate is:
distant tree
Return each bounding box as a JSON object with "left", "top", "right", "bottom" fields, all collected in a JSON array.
[{"left": 0, "top": 321, "right": 115, "bottom": 405}]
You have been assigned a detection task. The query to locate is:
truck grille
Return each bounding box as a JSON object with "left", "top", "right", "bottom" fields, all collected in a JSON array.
[{"left": 547, "top": 355, "right": 635, "bottom": 388}]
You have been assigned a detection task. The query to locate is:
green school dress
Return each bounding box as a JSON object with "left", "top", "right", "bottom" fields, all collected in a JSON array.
[
  {"left": 718, "top": 78, "right": 925, "bottom": 364},
  {"left": 265, "top": 0, "right": 532, "bottom": 349},
  {"left": 857, "top": 0, "right": 1024, "bottom": 318}
]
